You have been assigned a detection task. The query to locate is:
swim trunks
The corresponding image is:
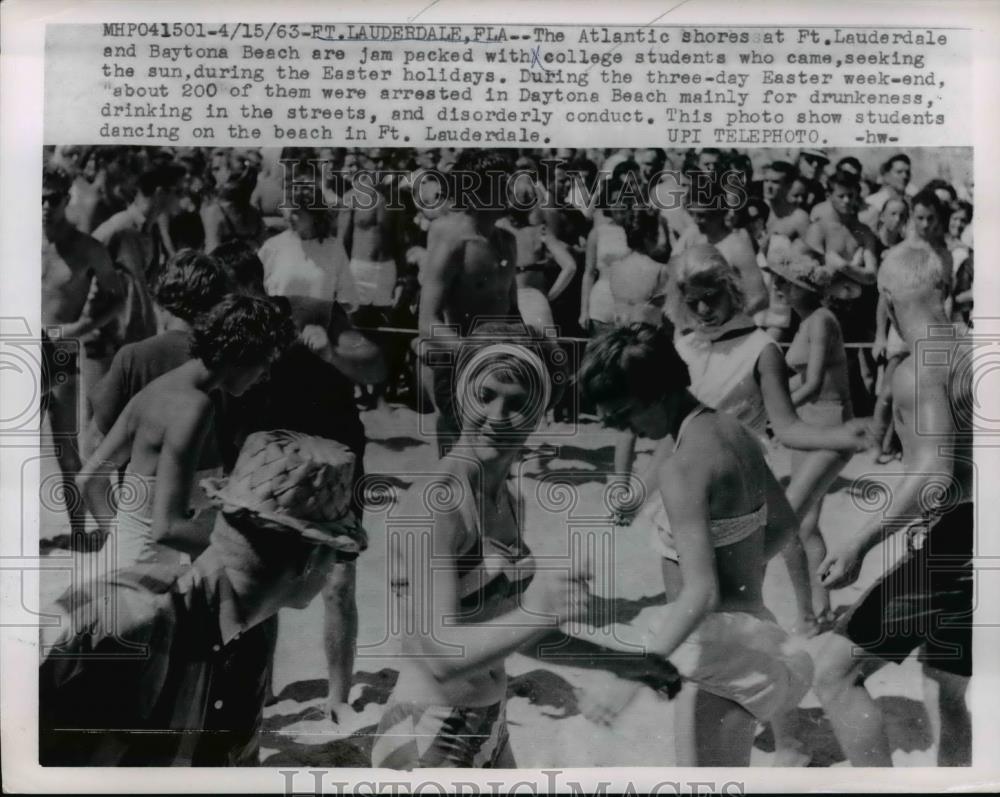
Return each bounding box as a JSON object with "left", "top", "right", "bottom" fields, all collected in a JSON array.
[
  {"left": 834, "top": 501, "right": 974, "bottom": 678},
  {"left": 371, "top": 699, "right": 510, "bottom": 768}
]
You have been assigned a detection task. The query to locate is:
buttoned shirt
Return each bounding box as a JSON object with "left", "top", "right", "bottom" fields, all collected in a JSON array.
[{"left": 39, "top": 551, "right": 272, "bottom": 766}]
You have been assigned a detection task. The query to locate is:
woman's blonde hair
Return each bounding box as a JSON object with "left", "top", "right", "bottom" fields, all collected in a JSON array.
[{"left": 670, "top": 243, "right": 745, "bottom": 324}]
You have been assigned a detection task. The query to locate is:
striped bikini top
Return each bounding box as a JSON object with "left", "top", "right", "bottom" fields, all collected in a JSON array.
[
  {"left": 649, "top": 405, "right": 767, "bottom": 560},
  {"left": 454, "top": 484, "right": 535, "bottom": 618}
]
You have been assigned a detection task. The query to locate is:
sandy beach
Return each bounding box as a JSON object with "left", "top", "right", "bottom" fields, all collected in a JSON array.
[{"left": 39, "top": 404, "right": 938, "bottom": 768}]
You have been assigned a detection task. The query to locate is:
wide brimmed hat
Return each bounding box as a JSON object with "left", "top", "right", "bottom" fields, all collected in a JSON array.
[
  {"left": 201, "top": 430, "right": 367, "bottom": 555},
  {"left": 763, "top": 247, "right": 832, "bottom": 295}
]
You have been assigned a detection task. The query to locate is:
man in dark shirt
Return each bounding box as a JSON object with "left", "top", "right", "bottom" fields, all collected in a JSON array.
[{"left": 39, "top": 434, "right": 347, "bottom": 766}]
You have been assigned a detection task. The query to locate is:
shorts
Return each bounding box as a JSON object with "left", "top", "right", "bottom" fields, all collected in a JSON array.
[
  {"left": 835, "top": 501, "right": 974, "bottom": 678},
  {"left": 797, "top": 398, "right": 852, "bottom": 427},
  {"left": 371, "top": 699, "right": 510, "bottom": 768},
  {"left": 40, "top": 332, "right": 79, "bottom": 399},
  {"left": 652, "top": 608, "right": 814, "bottom": 722},
  {"left": 350, "top": 258, "right": 397, "bottom": 308},
  {"left": 517, "top": 287, "right": 555, "bottom": 333}
]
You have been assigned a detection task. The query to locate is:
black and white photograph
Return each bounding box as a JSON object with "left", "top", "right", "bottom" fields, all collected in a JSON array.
[{"left": 35, "top": 142, "right": 977, "bottom": 768}]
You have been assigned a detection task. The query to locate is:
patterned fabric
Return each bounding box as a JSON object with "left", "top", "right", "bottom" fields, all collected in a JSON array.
[
  {"left": 371, "top": 700, "right": 509, "bottom": 769},
  {"left": 39, "top": 552, "right": 271, "bottom": 766}
]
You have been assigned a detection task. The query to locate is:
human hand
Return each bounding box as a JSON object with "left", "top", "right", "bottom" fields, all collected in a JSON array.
[
  {"left": 819, "top": 535, "right": 866, "bottom": 589},
  {"left": 406, "top": 245, "right": 427, "bottom": 267},
  {"left": 578, "top": 312, "right": 590, "bottom": 331},
  {"left": 579, "top": 677, "right": 642, "bottom": 727},
  {"left": 839, "top": 417, "right": 876, "bottom": 452},
  {"left": 523, "top": 556, "right": 592, "bottom": 625},
  {"left": 300, "top": 324, "right": 330, "bottom": 353}
]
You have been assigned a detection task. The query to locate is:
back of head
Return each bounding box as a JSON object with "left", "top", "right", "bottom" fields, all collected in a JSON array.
[
  {"left": 579, "top": 323, "right": 690, "bottom": 408},
  {"left": 211, "top": 239, "right": 265, "bottom": 294},
  {"left": 878, "top": 241, "right": 950, "bottom": 301},
  {"left": 153, "top": 249, "right": 231, "bottom": 324},
  {"left": 190, "top": 293, "right": 297, "bottom": 371},
  {"left": 452, "top": 150, "right": 514, "bottom": 210}
]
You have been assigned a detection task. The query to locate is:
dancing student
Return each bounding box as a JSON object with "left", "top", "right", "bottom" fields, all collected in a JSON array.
[
  {"left": 873, "top": 189, "right": 954, "bottom": 462},
  {"left": 604, "top": 203, "right": 672, "bottom": 522},
  {"left": 497, "top": 172, "right": 578, "bottom": 334},
  {"left": 764, "top": 248, "right": 854, "bottom": 633},
  {"left": 201, "top": 148, "right": 265, "bottom": 253},
  {"left": 579, "top": 184, "right": 630, "bottom": 335},
  {"left": 814, "top": 242, "right": 973, "bottom": 767},
  {"left": 41, "top": 432, "right": 347, "bottom": 766},
  {"left": 416, "top": 150, "right": 519, "bottom": 456},
  {"left": 258, "top": 183, "right": 361, "bottom": 309},
  {"left": 371, "top": 324, "right": 594, "bottom": 768},
  {"left": 577, "top": 324, "right": 813, "bottom": 767},
  {"left": 83, "top": 249, "right": 231, "bottom": 463},
  {"left": 42, "top": 163, "right": 124, "bottom": 540},
  {"left": 76, "top": 295, "right": 295, "bottom": 568},
  {"left": 674, "top": 179, "right": 769, "bottom": 317},
  {"left": 661, "top": 245, "right": 868, "bottom": 635}
]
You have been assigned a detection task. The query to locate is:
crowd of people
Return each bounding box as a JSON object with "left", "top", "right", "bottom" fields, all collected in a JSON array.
[{"left": 39, "top": 143, "right": 974, "bottom": 769}]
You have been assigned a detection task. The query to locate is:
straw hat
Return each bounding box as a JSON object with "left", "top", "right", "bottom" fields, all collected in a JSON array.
[
  {"left": 201, "top": 430, "right": 367, "bottom": 555},
  {"left": 763, "top": 247, "right": 832, "bottom": 294}
]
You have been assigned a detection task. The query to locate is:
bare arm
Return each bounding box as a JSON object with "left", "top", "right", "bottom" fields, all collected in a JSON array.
[
  {"left": 758, "top": 344, "right": 865, "bottom": 452},
  {"left": 579, "top": 227, "right": 598, "bottom": 326},
  {"left": 76, "top": 402, "right": 136, "bottom": 536},
  {"left": 761, "top": 462, "right": 799, "bottom": 560},
  {"left": 822, "top": 359, "right": 958, "bottom": 587},
  {"left": 543, "top": 230, "right": 578, "bottom": 302},
  {"left": 200, "top": 203, "right": 225, "bottom": 254},
  {"left": 834, "top": 228, "right": 878, "bottom": 285},
  {"left": 149, "top": 395, "right": 214, "bottom": 553},
  {"left": 417, "top": 226, "right": 463, "bottom": 342},
  {"left": 63, "top": 246, "right": 124, "bottom": 339},
  {"left": 789, "top": 310, "right": 834, "bottom": 406},
  {"left": 641, "top": 458, "right": 719, "bottom": 659},
  {"left": 398, "top": 486, "right": 583, "bottom": 684}
]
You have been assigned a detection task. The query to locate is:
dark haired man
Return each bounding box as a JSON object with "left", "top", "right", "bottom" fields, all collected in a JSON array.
[
  {"left": 861, "top": 153, "right": 911, "bottom": 227},
  {"left": 42, "top": 163, "right": 124, "bottom": 539},
  {"left": 77, "top": 294, "right": 295, "bottom": 568},
  {"left": 417, "top": 149, "right": 520, "bottom": 455}
]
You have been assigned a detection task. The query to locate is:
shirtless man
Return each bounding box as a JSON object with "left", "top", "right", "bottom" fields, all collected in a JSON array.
[
  {"left": 417, "top": 150, "right": 518, "bottom": 454},
  {"left": 676, "top": 179, "right": 769, "bottom": 316},
  {"left": 805, "top": 171, "right": 880, "bottom": 293},
  {"left": 76, "top": 294, "right": 295, "bottom": 568},
  {"left": 42, "top": 164, "right": 124, "bottom": 538},
  {"left": 861, "top": 153, "right": 911, "bottom": 229},
  {"left": 496, "top": 173, "right": 577, "bottom": 333},
  {"left": 814, "top": 242, "right": 973, "bottom": 766},
  {"left": 342, "top": 154, "right": 403, "bottom": 408}
]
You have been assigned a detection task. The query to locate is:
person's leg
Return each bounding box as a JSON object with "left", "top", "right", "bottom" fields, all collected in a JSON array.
[
  {"left": 47, "top": 376, "right": 86, "bottom": 537},
  {"left": 799, "top": 499, "right": 831, "bottom": 623},
  {"left": 813, "top": 633, "right": 892, "bottom": 766},
  {"left": 323, "top": 559, "right": 358, "bottom": 722},
  {"left": 610, "top": 429, "right": 638, "bottom": 522},
  {"left": 782, "top": 448, "right": 849, "bottom": 633},
  {"left": 922, "top": 664, "right": 971, "bottom": 766},
  {"left": 690, "top": 689, "right": 757, "bottom": 767}
]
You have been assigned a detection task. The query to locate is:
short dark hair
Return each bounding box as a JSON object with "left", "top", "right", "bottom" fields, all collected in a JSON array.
[
  {"left": 828, "top": 170, "right": 861, "bottom": 193},
  {"left": 881, "top": 153, "right": 911, "bottom": 174},
  {"left": 42, "top": 163, "right": 73, "bottom": 195},
  {"left": 137, "top": 164, "right": 184, "bottom": 197},
  {"left": 211, "top": 239, "right": 265, "bottom": 292},
  {"left": 911, "top": 188, "right": 946, "bottom": 220},
  {"left": 190, "top": 293, "right": 296, "bottom": 371},
  {"left": 451, "top": 150, "right": 514, "bottom": 210},
  {"left": 921, "top": 178, "right": 957, "bottom": 203},
  {"left": 579, "top": 323, "right": 690, "bottom": 409},
  {"left": 610, "top": 202, "right": 661, "bottom": 253},
  {"left": 153, "top": 249, "right": 231, "bottom": 324}
]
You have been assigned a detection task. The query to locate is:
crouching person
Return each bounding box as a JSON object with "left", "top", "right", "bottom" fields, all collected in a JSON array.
[{"left": 39, "top": 429, "right": 367, "bottom": 766}]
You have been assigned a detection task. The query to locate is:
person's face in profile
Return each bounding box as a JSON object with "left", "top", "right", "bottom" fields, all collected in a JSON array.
[{"left": 785, "top": 179, "right": 807, "bottom": 209}]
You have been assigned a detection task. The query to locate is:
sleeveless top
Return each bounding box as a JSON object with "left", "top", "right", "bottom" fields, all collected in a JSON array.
[
  {"left": 674, "top": 321, "right": 780, "bottom": 439},
  {"left": 589, "top": 220, "right": 629, "bottom": 323},
  {"left": 648, "top": 405, "right": 768, "bottom": 561}
]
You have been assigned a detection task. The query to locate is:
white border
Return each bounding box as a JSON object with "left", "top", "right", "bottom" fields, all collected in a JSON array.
[{"left": 3, "top": 0, "right": 1000, "bottom": 792}]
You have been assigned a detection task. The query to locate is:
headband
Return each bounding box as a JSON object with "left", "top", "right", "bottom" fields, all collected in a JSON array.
[{"left": 455, "top": 342, "right": 552, "bottom": 422}]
